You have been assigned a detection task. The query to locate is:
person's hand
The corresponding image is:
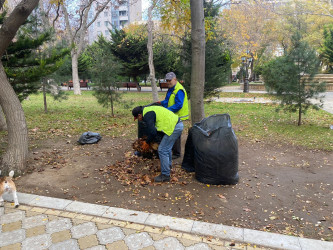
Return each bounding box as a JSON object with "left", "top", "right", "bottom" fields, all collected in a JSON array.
[{"left": 141, "top": 141, "right": 150, "bottom": 151}]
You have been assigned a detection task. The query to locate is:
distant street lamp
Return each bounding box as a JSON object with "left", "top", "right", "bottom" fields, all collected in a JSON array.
[{"left": 242, "top": 56, "right": 249, "bottom": 93}]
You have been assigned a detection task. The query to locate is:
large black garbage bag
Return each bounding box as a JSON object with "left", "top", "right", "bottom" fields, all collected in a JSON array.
[
  {"left": 192, "top": 114, "right": 239, "bottom": 185},
  {"left": 181, "top": 127, "right": 195, "bottom": 172},
  {"left": 78, "top": 131, "right": 102, "bottom": 145}
]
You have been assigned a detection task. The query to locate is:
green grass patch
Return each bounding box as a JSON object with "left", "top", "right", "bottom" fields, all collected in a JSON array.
[{"left": 17, "top": 91, "right": 333, "bottom": 151}]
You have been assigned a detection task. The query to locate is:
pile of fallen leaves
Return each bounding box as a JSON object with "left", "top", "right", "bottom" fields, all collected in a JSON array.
[
  {"left": 99, "top": 150, "right": 193, "bottom": 187},
  {"left": 132, "top": 138, "right": 159, "bottom": 158}
]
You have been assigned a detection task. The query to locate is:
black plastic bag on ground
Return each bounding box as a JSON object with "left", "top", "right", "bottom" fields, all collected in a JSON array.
[
  {"left": 192, "top": 114, "right": 239, "bottom": 185},
  {"left": 78, "top": 131, "right": 102, "bottom": 145}
]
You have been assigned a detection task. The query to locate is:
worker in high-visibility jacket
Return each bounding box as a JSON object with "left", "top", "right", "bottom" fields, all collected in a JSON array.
[
  {"left": 132, "top": 105, "right": 183, "bottom": 182},
  {"left": 157, "top": 72, "right": 189, "bottom": 159}
]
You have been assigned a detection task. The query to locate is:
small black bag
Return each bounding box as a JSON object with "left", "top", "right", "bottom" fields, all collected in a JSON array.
[{"left": 78, "top": 131, "right": 102, "bottom": 145}]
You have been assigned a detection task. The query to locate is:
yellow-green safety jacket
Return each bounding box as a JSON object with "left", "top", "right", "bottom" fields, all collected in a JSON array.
[
  {"left": 167, "top": 82, "right": 189, "bottom": 121},
  {"left": 143, "top": 106, "right": 179, "bottom": 136}
]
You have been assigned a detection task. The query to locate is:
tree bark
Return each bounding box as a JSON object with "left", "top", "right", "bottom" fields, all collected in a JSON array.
[
  {"left": 190, "top": 0, "right": 205, "bottom": 125},
  {"left": 71, "top": 51, "right": 81, "bottom": 95},
  {"left": 0, "top": 106, "right": 7, "bottom": 131},
  {"left": 0, "top": 0, "right": 39, "bottom": 175},
  {"left": 0, "top": 63, "right": 28, "bottom": 175},
  {"left": 147, "top": 3, "right": 159, "bottom": 102}
]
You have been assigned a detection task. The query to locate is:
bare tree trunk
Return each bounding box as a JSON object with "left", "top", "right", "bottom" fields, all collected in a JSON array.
[
  {"left": 0, "top": 106, "right": 7, "bottom": 131},
  {"left": 190, "top": 0, "right": 205, "bottom": 125},
  {"left": 147, "top": 2, "right": 159, "bottom": 102},
  {"left": 0, "top": 0, "right": 39, "bottom": 175},
  {"left": 42, "top": 78, "right": 48, "bottom": 113},
  {"left": 0, "top": 63, "right": 28, "bottom": 175},
  {"left": 71, "top": 51, "right": 81, "bottom": 95}
]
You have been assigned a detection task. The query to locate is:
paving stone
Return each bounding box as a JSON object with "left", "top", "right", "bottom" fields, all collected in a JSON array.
[
  {"left": 108, "top": 219, "right": 127, "bottom": 227},
  {"left": 0, "top": 207, "right": 4, "bottom": 216},
  {"left": 72, "top": 218, "right": 88, "bottom": 226},
  {"left": 125, "top": 223, "right": 145, "bottom": 231},
  {"left": 185, "top": 242, "right": 211, "bottom": 250},
  {"left": 96, "top": 222, "right": 114, "bottom": 230},
  {"left": 46, "top": 218, "right": 72, "bottom": 234},
  {"left": 2, "top": 221, "right": 22, "bottom": 232},
  {"left": 29, "top": 196, "right": 72, "bottom": 210},
  {"left": 0, "top": 211, "right": 25, "bottom": 224},
  {"left": 106, "top": 241, "right": 128, "bottom": 250},
  {"left": 75, "top": 214, "right": 94, "bottom": 221},
  {"left": 178, "top": 238, "right": 199, "bottom": 247},
  {"left": 162, "top": 230, "right": 182, "bottom": 238},
  {"left": 154, "top": 237, "right": 184, "bottom": 250},
  {"left": 58, "top": 212, "right": 77, "bottom": 218},
  {"left": 243, "top": 229, "right": 301, "bottom": 250},
  {"left": 0, "top": 242, "right": 21, "bottom": 250},
  {"left": 141, "top": 246, "right": 155, "bottom": 250},
  {"left": 91, "top": 217, "right": 110, "bottom": 224},
  {"left": 22, "top": 214, "right": 48, "bottom": 229},
  {"left": 0, "top": 229, "right": 25, "bottom": 247},
  {"left": 26, "top": 225, "right": 46, "bottom": 238},
  {"left": 144, "top": 226, "right": 163, "bottom": 234},
  {"left": 103, "top": 207, "right": 149, "bottom": 224},
  {"left": 49, "top": 239, "right": 80, "bottom": 250},
  {"left": 124, "top": 232, "right": 154, "bottom": 250},
  {"left": 86, "top": 246, "right": 107, "bottom": 250},
  {"left": 96, "top": 227, "right": 125, "bottom": 244},
  {"left": 22, "top": 234, "right": 51, "bottom": 250},
  {"left": 31, "top": 207, "right": 48, "bottom": 213},
  {"left": 122, "top": 228, "right": 137, "bottom": 236},
  {"left": 145, "top": 214, "right": 193, "bottom": 232},
  {"left": 45, "top": 209, "right": 61, "bottom": 216},
  {"left": 78, "top": 234, "right": 99, "bottom": 249},
  {"left": 149, "top": 232, "right": 167, "bottom": 241},
  {"left": 25, "top": 210, "right": 42, "bottom": 217},
  {"left": 71, "top": 222, "right": 97, "bottom": 239},
  {"left": 65, "top": 201, "right": 109, "bottom": 216},
  {"left": 51, "top": 230, "right": 72, "bottom": 243},
  {"left": 298, "top": 237, "right": 333, "bottom": 250}
]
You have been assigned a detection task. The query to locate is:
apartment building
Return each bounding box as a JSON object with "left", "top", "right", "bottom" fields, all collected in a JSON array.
[{"left": 88, "top": 0, "right": 142, "bottom": 44}]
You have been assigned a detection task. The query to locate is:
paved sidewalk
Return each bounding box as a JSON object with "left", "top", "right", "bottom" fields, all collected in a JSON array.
[{"left": 2, "top": 193, "right": 333, "bottom": 250}]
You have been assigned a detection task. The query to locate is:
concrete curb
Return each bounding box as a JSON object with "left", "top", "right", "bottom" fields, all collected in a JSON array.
[{"left": 4, "top": 192, "right": 333, "bottom": 250}]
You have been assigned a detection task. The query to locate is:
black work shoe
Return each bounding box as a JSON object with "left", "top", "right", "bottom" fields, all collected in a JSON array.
[
  {"left": 172, "top": 154, "right": 180, "bottom": 160},
  {"left": 154, "top": 174, "right": 170, "bottom": 182}
]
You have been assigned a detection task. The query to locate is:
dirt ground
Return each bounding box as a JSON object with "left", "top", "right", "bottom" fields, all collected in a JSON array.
[{"left": 15, "top": 132, "right": 333, "bottom": 241}]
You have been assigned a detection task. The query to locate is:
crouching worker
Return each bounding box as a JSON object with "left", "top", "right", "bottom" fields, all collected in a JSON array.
[{"left": 132, "top": 105, "right": 183, "bottom": 182}]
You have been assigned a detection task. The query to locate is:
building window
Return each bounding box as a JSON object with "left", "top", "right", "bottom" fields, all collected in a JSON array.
[
  {"left": 97, "top": 31, "right": 102, "bottom": 36},
  {"left": 97, "top": 22, "right": 101, "bottom": 27},
  {"left": 105, "top": 30, "right": 109, "bottom": 36},
  {"left": 104, "top": 11, "right": 108, "bottom": 17},
  {"left": 105, "top": 21, "right": 109, "bottom": 26},
  {"left": 119, "top": 11, "right": 127, "bottom": 16},
  {"left": 113, "top": 21, "right": 118, "bottom": 27},
  {"left": 112, "top": 11, "right": 118, "bottom": 17}
]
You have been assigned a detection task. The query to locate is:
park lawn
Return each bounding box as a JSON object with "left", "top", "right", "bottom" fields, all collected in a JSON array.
[{"left": 21, "top": 91, "right": 332, "bottom": 151}]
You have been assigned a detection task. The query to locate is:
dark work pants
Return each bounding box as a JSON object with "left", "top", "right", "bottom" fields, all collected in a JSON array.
[{"left": 172, "top": 134, "right": 181, "bottom": 156}]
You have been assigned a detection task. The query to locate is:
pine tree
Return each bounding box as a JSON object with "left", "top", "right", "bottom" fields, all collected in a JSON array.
[
  {"left": 86, "top": 37, "right": 123, "bottom": 117},
  {"left": 320, "top": 25, "right": 333, "bottom": 73},
  {"left": 1, "top": 13, "right": 69, "bottom": 102},
  {"left": 262, "top": 31, "right": 326, "bottom": 126}
]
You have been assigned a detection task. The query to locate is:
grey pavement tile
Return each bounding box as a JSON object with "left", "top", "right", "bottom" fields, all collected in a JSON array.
[
  {"left": 71, "top": 222, "right": 98, "bottom": 239},
  {"left": 185, "top": 243, "right": 211, "bottom": 250},
  {"left": 86, "top": 246, "right": 107, "bottom": 250},
  {"left": 22, "top": 214, "right": 48, "bottom": 229},
  {"left": 3, "top": 192, "right": 38, "bottom": 204},
  {"left": 22, "top": 233, "right": 52, "bottom": 250},
  {"left": 154, "top": 237, "right": 185, "bottom": 250},
  {"left": 0, "top": 206, "right": 5, "bottom": 216},
  {"left": 28, "top": 196, "right": 72, "bottom": 210},
  {"left": 0, "top": 210, "right": 25, "bottom": 224},
  {"left": 243, "top": 228, "right": 301, "bottom": 250},
  {"left": 298, "top": 237, "right": 333, "bottom": 250},
  {"left": 46, "top": 218, "right": 72, "bottom": 234},
  {"left": 49, "top": 239, "right": 80, "bottom": 250},
  {"left": 103, "top": 207, "right": 149, "bottom": 224},
  {"left": 65, "top": 201, "right": 109, "bottom": 216},
  {"left": 0, "top": 229, "right": 25, "bottom": 247},
  {"left": 124, "top": 232, "right": 154, "bottom": 250},
  {"left": 96, "top": 227, "right": 125, "bottom": 244},
  {"left": 145, "top": 214, "right": 194, "bottom": 232}
]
